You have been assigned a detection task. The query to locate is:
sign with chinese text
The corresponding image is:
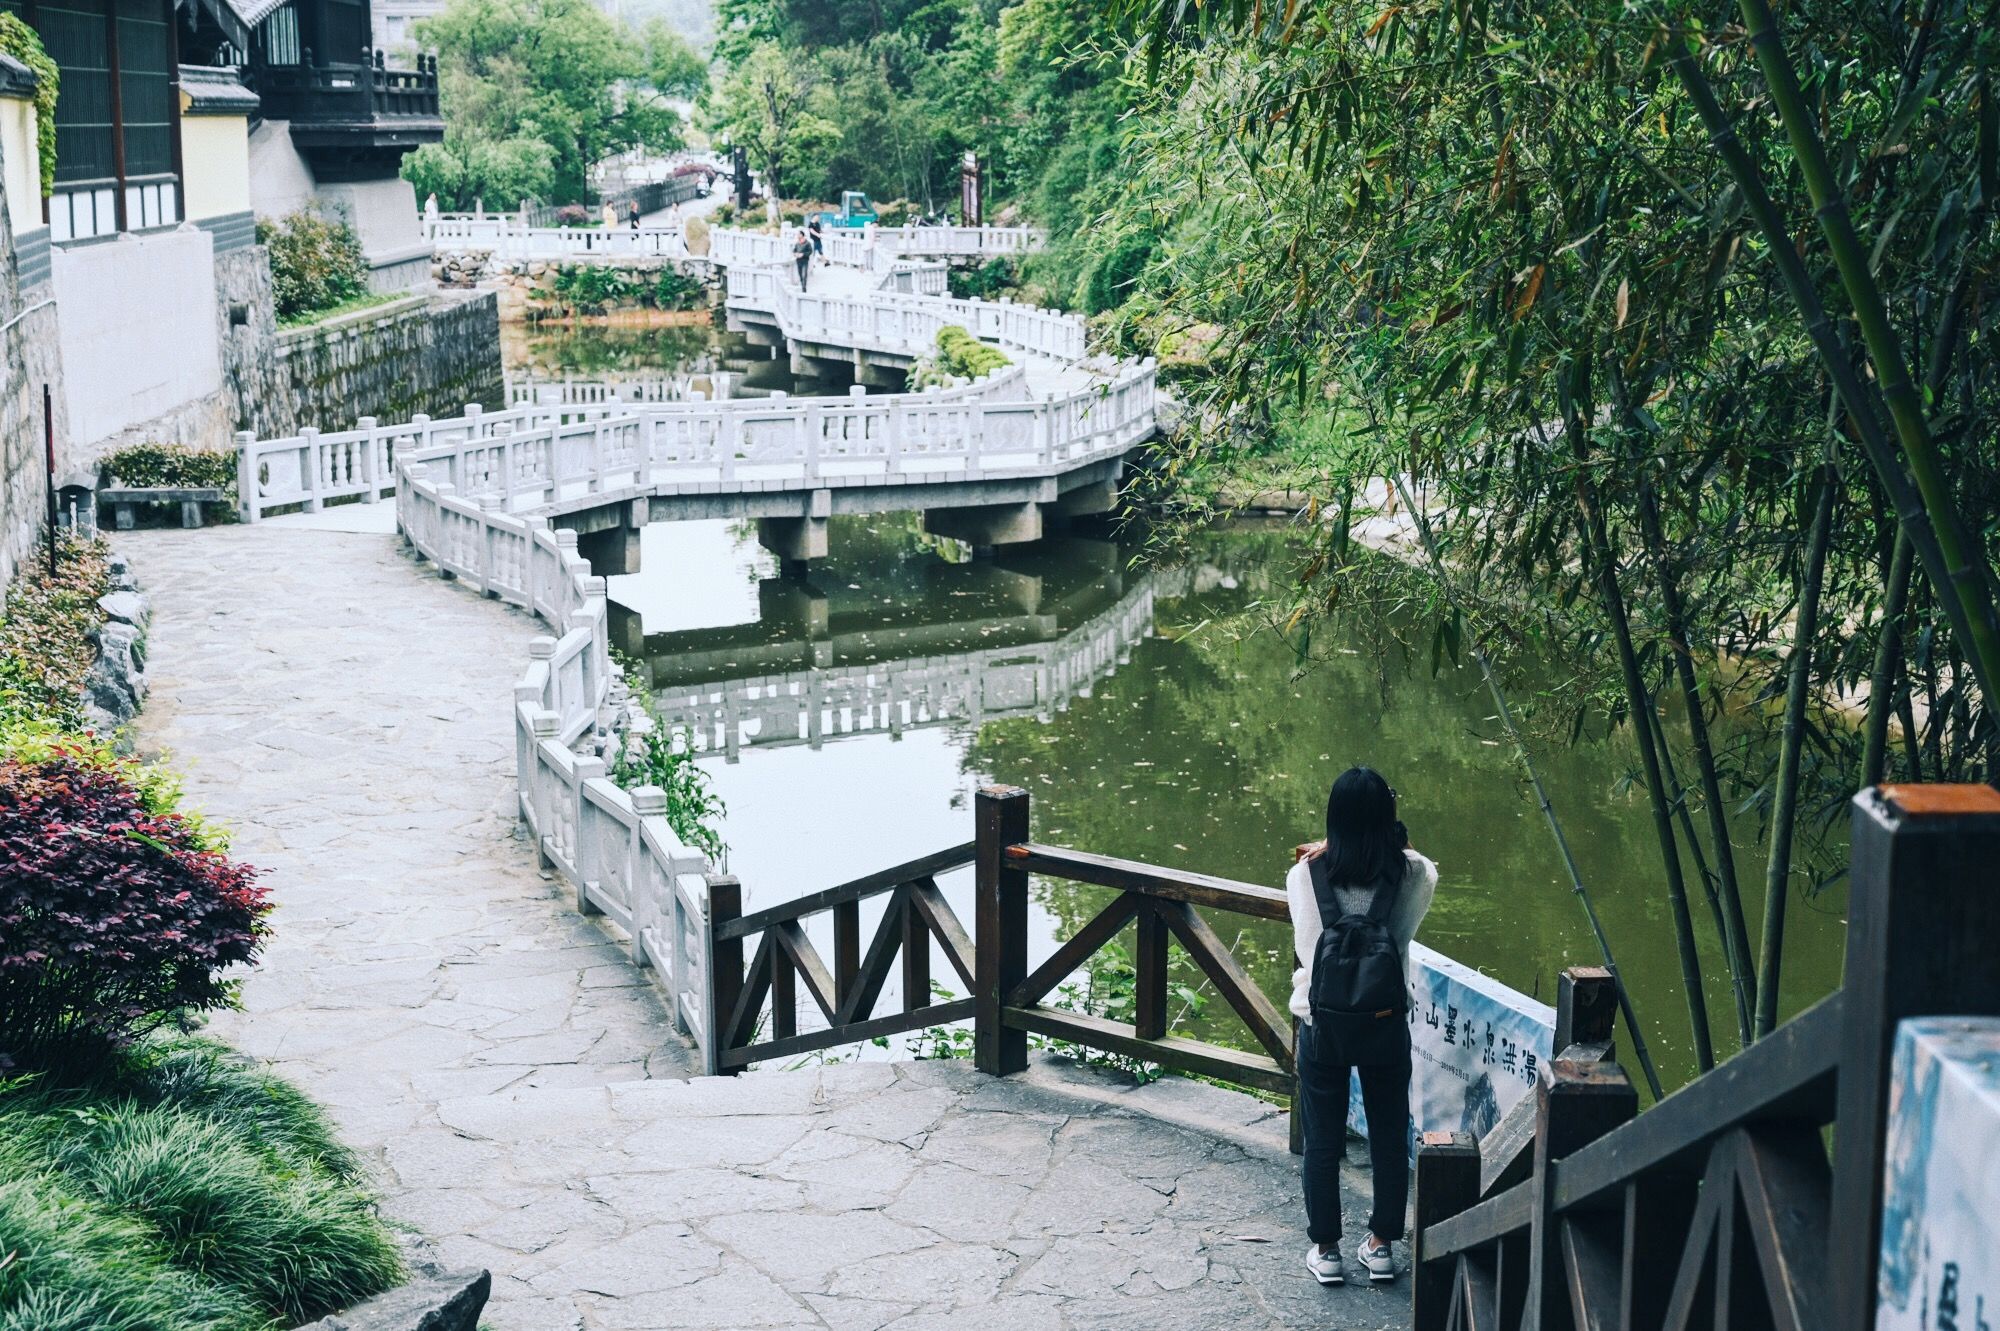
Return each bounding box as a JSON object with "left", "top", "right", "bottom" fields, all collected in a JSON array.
[
  {"left": 1349, "top": 942, "right": 1556, "bottom": 1158},
  {"left": 1878, "top": 1017, "right": 2000, "bottom": 1331}
]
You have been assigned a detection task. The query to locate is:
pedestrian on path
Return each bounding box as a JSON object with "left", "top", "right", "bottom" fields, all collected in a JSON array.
[
  {"left": 808, "top": 214, "right": 825, "bottom": 262},
  {"left": 1286, "top": 766, "right": 1436, "bottom": 1288},
  {"left": 602, "top": 199, "right": 618, "bottom": 230},
  {"left": 629, "top": 200, "right": 641, "bottom": 230},
  {"left": 792, "top": 228, "right": 813, "bottom": 291}
]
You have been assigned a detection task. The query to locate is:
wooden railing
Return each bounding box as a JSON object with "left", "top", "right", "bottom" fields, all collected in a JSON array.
[
  {"left": 708, "top": 844, "right": 979, "bottom": 1070},
  {"left": 705, "top": 786, "right": 1305, "bottom": 1129},
  {"left": 1412, "top": 783, "right": 2000, "bottom": 1331}
]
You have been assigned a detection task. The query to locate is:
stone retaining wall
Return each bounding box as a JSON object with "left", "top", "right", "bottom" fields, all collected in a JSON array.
[{"left": 275, "top": 291, "right": 506, "bottom": 432}]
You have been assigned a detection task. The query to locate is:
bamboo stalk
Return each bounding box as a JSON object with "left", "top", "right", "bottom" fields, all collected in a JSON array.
[
  {"left": 1754, "top": 461, "right": 1838, "bottom": 1037},
  {"left": 1657, "top": 11, "right": 2000, "bottom": 710},
  {"left": 1574, "top": 492, "right": 1715, "bottom": 1072},
  {"left": 1637, "top": 480, "right": 1756, "bottom": 1047},
  {"left": 1862, "top": 529, "right": 1916, "bottom": 787},
  {"left": 1389, "top": 474, "right": 1667, "bottom": 1100}
]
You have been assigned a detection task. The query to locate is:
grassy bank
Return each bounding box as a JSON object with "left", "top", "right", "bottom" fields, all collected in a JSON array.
[{"left": 0, "top": 1040, "right": 403, "bottom": 1331}]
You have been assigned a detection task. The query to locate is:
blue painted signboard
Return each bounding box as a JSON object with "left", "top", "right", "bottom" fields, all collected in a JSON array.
[
  {"left": 1878, "top": 1017, "right": 2000, "bottom": 1331},
  {"left": 1350, "top": 941, "right": 1557, "bottom": 1156}
]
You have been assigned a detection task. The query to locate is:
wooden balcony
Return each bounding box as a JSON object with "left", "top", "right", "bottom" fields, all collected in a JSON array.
[{"left": 260, "top": 53, "right": 443, "bottom": 169}]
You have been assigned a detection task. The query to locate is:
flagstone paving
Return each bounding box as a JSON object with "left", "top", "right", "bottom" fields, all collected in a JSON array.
[{"left": 121, "top": 519, "right": 1408, "bottom": 1331}]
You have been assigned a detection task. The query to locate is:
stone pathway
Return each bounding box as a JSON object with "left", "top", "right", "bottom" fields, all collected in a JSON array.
[{"left": 122, "top": 519, "right": 1409, "bottom": 1331}]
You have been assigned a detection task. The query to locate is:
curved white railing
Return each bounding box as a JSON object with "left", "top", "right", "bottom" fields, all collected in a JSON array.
[
  {"left": 431, "top": 218, "right": 1045, "bottom": 266},
  {"left": 239, "top": 357, "right": 1153, "bottom": 523},
  {"left": 723, "top": 266, "right": 1087, "bottom": 363}
]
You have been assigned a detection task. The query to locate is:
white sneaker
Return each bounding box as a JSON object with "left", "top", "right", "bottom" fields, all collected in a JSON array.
[
  {"left": 1356, "top": 1234, "right": 1396, "bottom": 1283},
  {"left": 1305, "top": 1244, "right": 1344, "bottom": 1285}
]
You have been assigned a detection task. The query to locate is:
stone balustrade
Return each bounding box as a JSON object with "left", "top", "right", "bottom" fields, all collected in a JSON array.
[{"left": 237, "top": 357, "right": 1154, "bottom": 524}]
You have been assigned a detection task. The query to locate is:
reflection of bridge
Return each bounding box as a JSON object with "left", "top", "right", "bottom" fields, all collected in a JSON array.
[{"left": 634, "top": 557, "right": 1156, "bottom": 761}]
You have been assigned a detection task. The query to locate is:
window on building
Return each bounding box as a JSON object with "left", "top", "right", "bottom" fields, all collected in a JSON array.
[{"left": 262, "top": 3, "right": 299, "bottom": 65}]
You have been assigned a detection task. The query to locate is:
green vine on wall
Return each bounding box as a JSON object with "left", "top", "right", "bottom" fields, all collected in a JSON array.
[{"left": 0, "top": 15, "right": 57, "bottom": 199}]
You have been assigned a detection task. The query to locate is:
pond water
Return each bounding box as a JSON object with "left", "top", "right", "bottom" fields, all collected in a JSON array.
[
  {"left": 608, "top": 510, "right": 1848, "bottom": 1093},
  {"left": 542, "top": 323, "right": 1850, "bottom": 1094}
]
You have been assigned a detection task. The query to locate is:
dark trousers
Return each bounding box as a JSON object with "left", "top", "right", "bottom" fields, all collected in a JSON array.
[
  {"left": 1297, "top": 1018, "right": 1412, "bottom": 1245},
  {"left": 795, "top": 258, "right": 810, "bottom": 291}
]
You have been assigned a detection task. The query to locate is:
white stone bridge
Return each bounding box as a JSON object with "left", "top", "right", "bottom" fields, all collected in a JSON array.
[{"left": 242, "top": 221, "right": 1156, "bottom": 567}]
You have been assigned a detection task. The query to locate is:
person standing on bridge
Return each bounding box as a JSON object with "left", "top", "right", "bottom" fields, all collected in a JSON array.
[
  {"left": 792, "top": 228, "right": 814, "bottom": 291},
  {"left": 1288, "top": 766, "right": 1436, "bottom": 1287}
]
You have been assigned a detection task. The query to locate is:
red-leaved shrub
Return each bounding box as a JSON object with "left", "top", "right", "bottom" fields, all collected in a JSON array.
[{"left": 0, "top": 750, "right": 268, "bottom": 1069}]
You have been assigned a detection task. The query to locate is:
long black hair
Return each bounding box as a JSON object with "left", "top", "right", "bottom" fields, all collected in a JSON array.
[{"left": 1319, "top": 766, "right": 1408, "bottom": 887}]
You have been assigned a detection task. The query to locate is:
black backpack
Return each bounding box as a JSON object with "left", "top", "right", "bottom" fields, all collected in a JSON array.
[{"left": 1306, "top": 856, "right": 1410, "bottom": 1062}]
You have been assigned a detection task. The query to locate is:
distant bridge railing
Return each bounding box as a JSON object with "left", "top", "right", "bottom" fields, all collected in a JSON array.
[
  {"left": 724, "top": 265, "right": 1087, "bottom": 362},
  {"left": 425, "top": 216, "right": 693, "bottom": 261},
  {"left": 431, "top": 218, "right": 1044, "bottom": 266},
  {"left": 240, "top": 356, "right": 1151, "bottom": 522}
]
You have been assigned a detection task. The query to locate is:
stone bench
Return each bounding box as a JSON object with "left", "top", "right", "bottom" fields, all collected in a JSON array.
[{"left": 99, "top": 486, "right": 224, "bottom": 530}]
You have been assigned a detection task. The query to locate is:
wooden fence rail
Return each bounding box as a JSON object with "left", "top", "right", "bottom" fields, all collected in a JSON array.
[{"left": 1412, "top": 783, "right": 2000, "bottom": 1331}]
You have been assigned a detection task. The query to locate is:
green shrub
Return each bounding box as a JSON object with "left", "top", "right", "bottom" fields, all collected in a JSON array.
[
  {"left": 257, "top": 211, "right": 368, "bottom": 322},
  {"left": 99, "top": 443, "right": 236, "bottom": 492},
  {"left": 609, "top": 654, "right": 725, "bottom": 860},
  {"left": 948, "top": 257, "right": 1017, "bottom": 301},
  {"left": 0, "top": 17, "right": 56, "bottom": 198},
  {"left": 0, "top": 1040, "right": 403, "bottom": 1331},
  {"left": 540, "top": 264, "right": 705, "bottom": 316},
  {"left": 0, "top": 534, "right": 107, "bottom": 734},
  {"left": 912, "top": 325, "right": 1012, "bottom": 388}
]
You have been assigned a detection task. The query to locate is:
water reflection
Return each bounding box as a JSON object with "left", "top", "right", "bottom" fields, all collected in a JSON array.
[
  {"left": 502, "top": 323, "right": 811, "bottom": 401},
  {"left": 616, "top": 536, "right": 1151, "bottom": 760}
]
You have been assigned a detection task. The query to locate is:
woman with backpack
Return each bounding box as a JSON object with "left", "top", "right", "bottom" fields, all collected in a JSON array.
[{"left": 1288, "top": 766, "right": 1437, "bottom": 1286}]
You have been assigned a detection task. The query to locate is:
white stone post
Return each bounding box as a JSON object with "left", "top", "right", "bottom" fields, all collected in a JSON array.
[
  {"left": 235, "top": 430, "right": 259, "bottom": 523},
  {"left": 629, "top": 785, "right": 667, "bottom": 967},
  {"left": 357, "top": 417, "right": 381, "bottom": 502},
  {"left": 572, "top": 754, "right": 606, "bottom": 915},
  {"left": 530, "top": 709, "right": 560, "bottom": 868},
  {"left": 300, "top": 427, "right": 324, "bottom": 511}
]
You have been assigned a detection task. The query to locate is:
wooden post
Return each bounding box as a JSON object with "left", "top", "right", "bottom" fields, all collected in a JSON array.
[
  {"left": 1555, "top": 965, "right": 1617, "bottom": 1058},
  {"left": 901, "top": 888, "right": 931, "bottom": 1013},
  {"left": 707, "top": 874, "right": 743, "bottom": 1077},
  {"left": 1134, "top": 902, "right": 1169, "bottom": 1040},
  {"left": 834, "top": 899, "right": 860, "bottom": 1012},
  {"left": 1413, "top": 1131, "right": 1480, "bottom": 1331},
  {"left": 1528, "top": 1059, "right": 1637, "bottom": 1330},
  {"left": 1827, "top": 784, "right": 2000, "bottom": 1331},
  {"left": 975, "top": 785, "right": 1030, "bottom": 1075}
]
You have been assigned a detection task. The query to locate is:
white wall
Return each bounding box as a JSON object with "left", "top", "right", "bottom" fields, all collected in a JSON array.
[
  {"left": 0, "top": 95, "right": 38, "bottom": 232},
  {"left": 181, "top": 114, "right": 252, "bottom": 221},
  {"left": 51, "top": 226, "right": 224, "bottom": 450},
  {"left": 247, "top": 119, "right": 318, "bottom": 219}
]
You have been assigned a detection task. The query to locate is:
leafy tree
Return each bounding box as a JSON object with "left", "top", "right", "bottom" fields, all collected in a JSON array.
[
  {"left": 700, "top": 39, "right": 839, "bottom": 214},
  {"left": 408, "top": 0, "right": 702, "bottom": 207}
]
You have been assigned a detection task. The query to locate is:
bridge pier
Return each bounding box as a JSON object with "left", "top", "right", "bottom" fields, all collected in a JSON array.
[
  {"left": 924, "top": 501, "right": 1043, "bottom": 554},
  {"left": 757, "top": 516, "right": 829, "bottom": 563},
  {"left": 574, "top": 522, "right": 642, "bottom": 577}
]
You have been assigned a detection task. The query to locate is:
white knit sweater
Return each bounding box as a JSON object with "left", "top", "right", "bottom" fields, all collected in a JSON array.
[{"left": 1286, "top": 849, "right": 1438, "bottom": 1022}]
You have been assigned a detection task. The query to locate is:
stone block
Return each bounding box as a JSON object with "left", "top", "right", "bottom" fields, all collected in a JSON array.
[{"left": 297, "top": 1269, "right": 490, "bottom": 1331}]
